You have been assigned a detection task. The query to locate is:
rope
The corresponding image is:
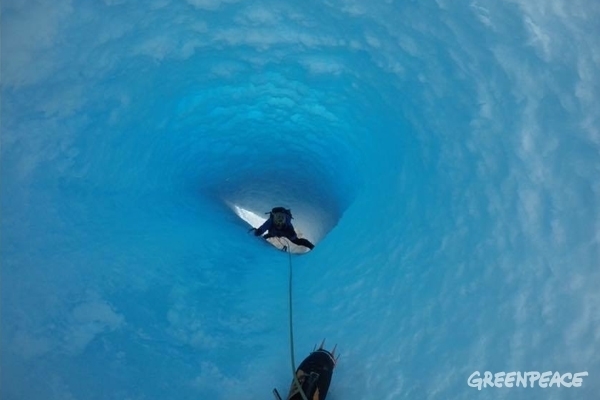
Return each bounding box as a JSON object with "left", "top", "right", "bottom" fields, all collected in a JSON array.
[{"left": 281, "top": 239, "right": 309, "bottom": 400}]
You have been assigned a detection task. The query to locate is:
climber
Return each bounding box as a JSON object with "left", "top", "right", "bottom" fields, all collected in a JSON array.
[
  {"left": 250, "top": 207, "right": 314, "bottom": 250},
  {"left": 273, "top": 343, "right": 337, "bottom": 400}
]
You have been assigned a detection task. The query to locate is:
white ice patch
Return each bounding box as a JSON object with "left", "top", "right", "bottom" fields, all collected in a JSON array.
[{"left": 62, "top": 300, "right": 125, "bottom": 355}]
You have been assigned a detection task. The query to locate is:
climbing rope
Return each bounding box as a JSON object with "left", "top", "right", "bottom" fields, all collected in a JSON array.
[{"left": 277, "top": 238, "right": 309, "bottom": 400}]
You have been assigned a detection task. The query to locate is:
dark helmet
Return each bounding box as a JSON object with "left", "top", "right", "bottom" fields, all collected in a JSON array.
[{"left": 269, "top": 207, "right": 292, "bottom": 228}]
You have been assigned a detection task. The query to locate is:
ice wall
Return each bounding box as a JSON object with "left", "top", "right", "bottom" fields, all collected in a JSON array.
[{"left": 2, "top": 1, "right": 599, "bottom": 399}]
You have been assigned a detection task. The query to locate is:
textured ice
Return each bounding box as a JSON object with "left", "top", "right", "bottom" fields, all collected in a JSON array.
[{"left": 1, "top": 1, "right": 599, "bottom": 399}]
